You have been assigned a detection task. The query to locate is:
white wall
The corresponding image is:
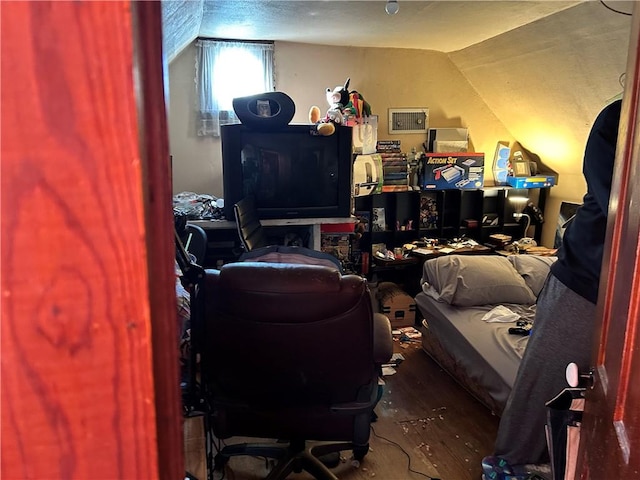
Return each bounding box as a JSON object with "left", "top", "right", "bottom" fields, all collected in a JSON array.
[
  {"left": 167, "top": 0, "right": 631, "bottom": 247},
  {"left": 168, "top": 42, "right": 512, "bottom": 197},
  {"left": 168, "top": 44, "right": 222, "bottom": 198}
]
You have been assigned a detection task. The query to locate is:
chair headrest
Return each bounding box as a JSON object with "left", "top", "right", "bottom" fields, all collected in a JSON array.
[{"left": 219, "top": 262, "right": 344, "bottom": 294}]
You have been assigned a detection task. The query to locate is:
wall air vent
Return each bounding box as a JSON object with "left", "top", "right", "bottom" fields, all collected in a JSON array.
[{"left": 388, "top": 108, "right": 429, "bottom": 134}]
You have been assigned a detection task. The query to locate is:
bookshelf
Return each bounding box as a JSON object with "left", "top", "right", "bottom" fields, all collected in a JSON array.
[{"left": 353, "top": 186, "right": 549, "bottom": 275}]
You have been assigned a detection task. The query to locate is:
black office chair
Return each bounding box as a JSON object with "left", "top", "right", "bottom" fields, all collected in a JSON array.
[
  {"left": 233, "top": 196, "right": 269, "bottom": 252},
  {"left": 233, "top": 196, "right": 344, "bottom": 272},
  {"left": 196, "top": 262, "right": 393, "bottom": 480},
  {"left": 178, "top": 222, "right": 208, "bottom": 267}
]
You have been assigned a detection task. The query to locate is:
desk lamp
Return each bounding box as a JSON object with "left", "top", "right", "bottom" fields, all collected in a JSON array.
[{"left": 508, "top": 192, "right": 532, "bottom": 241}]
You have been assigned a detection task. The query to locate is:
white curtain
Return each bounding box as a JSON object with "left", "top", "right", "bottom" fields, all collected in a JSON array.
[{"left": 195, "top": 39, "right": 275, "bottom": 137}]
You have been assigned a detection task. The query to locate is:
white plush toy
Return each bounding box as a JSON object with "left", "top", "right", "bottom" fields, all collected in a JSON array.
[{"left": 309, "top": 77, "right": 351, "bottom": 136}]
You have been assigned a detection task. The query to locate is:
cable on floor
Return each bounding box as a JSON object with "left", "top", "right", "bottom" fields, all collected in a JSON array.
[{"left": 370, "top": 425, "right": 441, "bottom": 480}]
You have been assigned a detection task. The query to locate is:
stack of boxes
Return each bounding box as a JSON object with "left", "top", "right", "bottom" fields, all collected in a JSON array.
[
  {"left": 377, "top": 140, "right": 408, "bottom": 192},
  {"left": 505, "top": 142, "right": 557, "bottom": 188}
]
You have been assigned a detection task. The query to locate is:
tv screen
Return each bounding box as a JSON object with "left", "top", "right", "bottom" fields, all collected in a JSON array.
[{"left": 221, "top": 124, "right": 353, "bottom": 220}]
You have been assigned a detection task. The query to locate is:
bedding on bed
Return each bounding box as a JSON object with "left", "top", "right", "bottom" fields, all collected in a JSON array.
[
  {"left": 421, "top": 255, "right": 537, "bottom": 306},
  {"left": 415, "top": 254, "right": 556, "bottom": 414}
]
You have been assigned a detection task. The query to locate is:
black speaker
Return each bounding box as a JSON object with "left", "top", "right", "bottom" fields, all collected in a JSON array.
[{"left": 232, "top": 91, "right": 295, "bottom": 130}]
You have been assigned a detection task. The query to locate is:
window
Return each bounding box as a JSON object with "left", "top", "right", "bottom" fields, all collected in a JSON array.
[{"left": 195, "top": 39, "right": 275, "bottom": 137}]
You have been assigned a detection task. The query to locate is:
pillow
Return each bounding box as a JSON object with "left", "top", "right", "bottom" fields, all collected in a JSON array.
[
  {"left": 508, "top": 255, "right": 557, "bottom": 297},
  {"left": 421, "top": 255, "right": 536, "bottom": 307}
]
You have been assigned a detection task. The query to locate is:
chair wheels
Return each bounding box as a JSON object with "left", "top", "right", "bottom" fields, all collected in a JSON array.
[{"left": 353, "top": 444, "right": 369, "bottom": 462}]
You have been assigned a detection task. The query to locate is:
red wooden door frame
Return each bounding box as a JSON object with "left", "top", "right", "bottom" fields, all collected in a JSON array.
[
  {"left": 1, "top": 2, "right": 182, "bottom": 478},
  {"left": 578, "top": 4, "right": 640, "bottom": 478}
]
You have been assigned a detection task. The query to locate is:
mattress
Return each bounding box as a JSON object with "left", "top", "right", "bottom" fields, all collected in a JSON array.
[{"left": 415, "top": 292, "right": 534, "bottom": 414}]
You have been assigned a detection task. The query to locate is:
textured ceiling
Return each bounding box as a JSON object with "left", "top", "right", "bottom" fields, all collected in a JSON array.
[{"left": 162, "top": 0, "right": 590, "bottom": 62}]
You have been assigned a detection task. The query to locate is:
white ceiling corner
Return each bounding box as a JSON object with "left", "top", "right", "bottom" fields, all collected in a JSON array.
[{"left": 162, "top": 0, "right": 587, "bottom": 62}]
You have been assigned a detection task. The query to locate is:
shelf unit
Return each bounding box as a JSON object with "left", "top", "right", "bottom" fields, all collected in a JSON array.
[{"left": 354, "top": 186, "right": 549, "bottom": 268}]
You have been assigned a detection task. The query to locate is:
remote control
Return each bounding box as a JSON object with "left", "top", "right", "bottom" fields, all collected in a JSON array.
[{"left": 508, "top": 327, "right": 531, "bottom": 336}]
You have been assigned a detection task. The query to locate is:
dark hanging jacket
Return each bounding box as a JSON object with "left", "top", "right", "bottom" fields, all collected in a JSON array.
[{"left": 550, "top": 99, "right": 622, "bottom": 304}]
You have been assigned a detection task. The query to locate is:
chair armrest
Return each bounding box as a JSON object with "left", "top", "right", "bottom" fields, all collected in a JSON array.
[{"left": 373, "top": 313, "right": 393, "bottom": 364}]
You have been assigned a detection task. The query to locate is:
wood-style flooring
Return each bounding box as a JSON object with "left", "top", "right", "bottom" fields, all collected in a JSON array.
[{"left": 184, "top": 339, "right": 499, "bottom": 480}]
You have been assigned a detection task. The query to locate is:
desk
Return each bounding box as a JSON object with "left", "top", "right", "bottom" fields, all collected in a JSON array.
[
  {"left": 410, "top": 244, "right": 492, "bottom": 260},
  {"left": 191, "top": 216, "right": 355, "bottom": 252}
]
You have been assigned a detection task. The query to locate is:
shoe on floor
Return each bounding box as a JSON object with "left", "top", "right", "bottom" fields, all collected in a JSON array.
[
  {"left": 481, "top": 456, "right": 551, "bottom": 480},
  {"left": 482, "top": 455, "right": 514, "bottom": 480}
]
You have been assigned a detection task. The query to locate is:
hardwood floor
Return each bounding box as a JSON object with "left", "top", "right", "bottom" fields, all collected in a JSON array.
[{"left": 184, "top": 339, "right": 499, "bottom": 480}]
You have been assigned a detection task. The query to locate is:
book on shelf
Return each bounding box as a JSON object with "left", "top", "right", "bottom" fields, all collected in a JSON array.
[
  {"left": 381, "top": 185, "right": 410, "bottom": 192},
  {"left": 377, "top": 140, "right": 402, "bottom": 153},
  {"left": 380, "top": 153, "right": 406, "bottom": 162},
  {"left": 383, "top": 178, "right": 408, "bottom": 185},
  {"left": 383, "top": 166, "right": 408, "bottom": 175}
]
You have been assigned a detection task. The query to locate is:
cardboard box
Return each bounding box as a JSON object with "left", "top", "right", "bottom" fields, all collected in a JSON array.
[
  {"left": 491, "top": 142, "right": 511, "bottom": 186},
  {"left": 462, "top": 218, "right": 479, "bottom": 228},
  {"left": 427, "top": 127, "right": 469, "bottom": 152},
  {"left": 376, "top": 282, "right": 416, "bottom": 328},
  {"left": 505, "top": 142, "right": 558, "bottom": 188},
  {"left": 421, "top": 152, "right": 484, "bottom": 190},
  {"left": 353, "top": 154, "right": 383, "bottom": 196},
  {"left": 506, "top": 175, "right": 556, "bottom": 188}
]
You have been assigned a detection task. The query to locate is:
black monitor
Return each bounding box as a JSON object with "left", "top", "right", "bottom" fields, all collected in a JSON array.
[{"left": 221, "top": 124, "right": 353, "bottom": 220}]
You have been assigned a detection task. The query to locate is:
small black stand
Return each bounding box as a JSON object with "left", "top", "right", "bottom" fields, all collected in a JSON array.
[{"left": 175, "top": 230, "right": 206, "bottom": 416}]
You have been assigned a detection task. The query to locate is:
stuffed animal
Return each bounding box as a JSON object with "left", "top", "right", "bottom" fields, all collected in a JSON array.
[
  {"left": 309, "top": 105, "right": 334, "bottom": 135},
  {"left": 324, "top": 77, "right": 350, "bottom": 124},
  {"left": 309, "top": 77, "right": 351, "bottom": 136},
  {"left": 343, "top": 90, "right": 372, "bottom": 118}
]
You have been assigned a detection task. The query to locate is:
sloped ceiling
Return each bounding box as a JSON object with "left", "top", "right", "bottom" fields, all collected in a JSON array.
[
  {"left": 451, "top": 1, "right": 632, "bottom": 178},
  {"left": 162, "top": 0, "right": 586, "bottom": 62},
  {"left": 161, "top": 0, "right": 634, "bottom": 161},
  {"left": 162, "top": 0, "right": 202, "bottom": 64},
  {"left": 163, "top": 0, "right": 634, "bottom": 247}
]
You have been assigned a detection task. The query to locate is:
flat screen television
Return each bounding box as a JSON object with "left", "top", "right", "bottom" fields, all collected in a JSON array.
[{"left": 221, "top": 124, "right": 353, "bottom": 220}]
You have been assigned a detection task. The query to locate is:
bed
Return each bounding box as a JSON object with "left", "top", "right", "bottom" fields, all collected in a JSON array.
[{"left": 414, "top": 254, "right": 556, "bottom": 415}]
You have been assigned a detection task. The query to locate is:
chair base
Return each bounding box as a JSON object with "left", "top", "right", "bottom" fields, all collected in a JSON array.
[{"left": 213, "top": 439, "right": 369, "bottom": 480}]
